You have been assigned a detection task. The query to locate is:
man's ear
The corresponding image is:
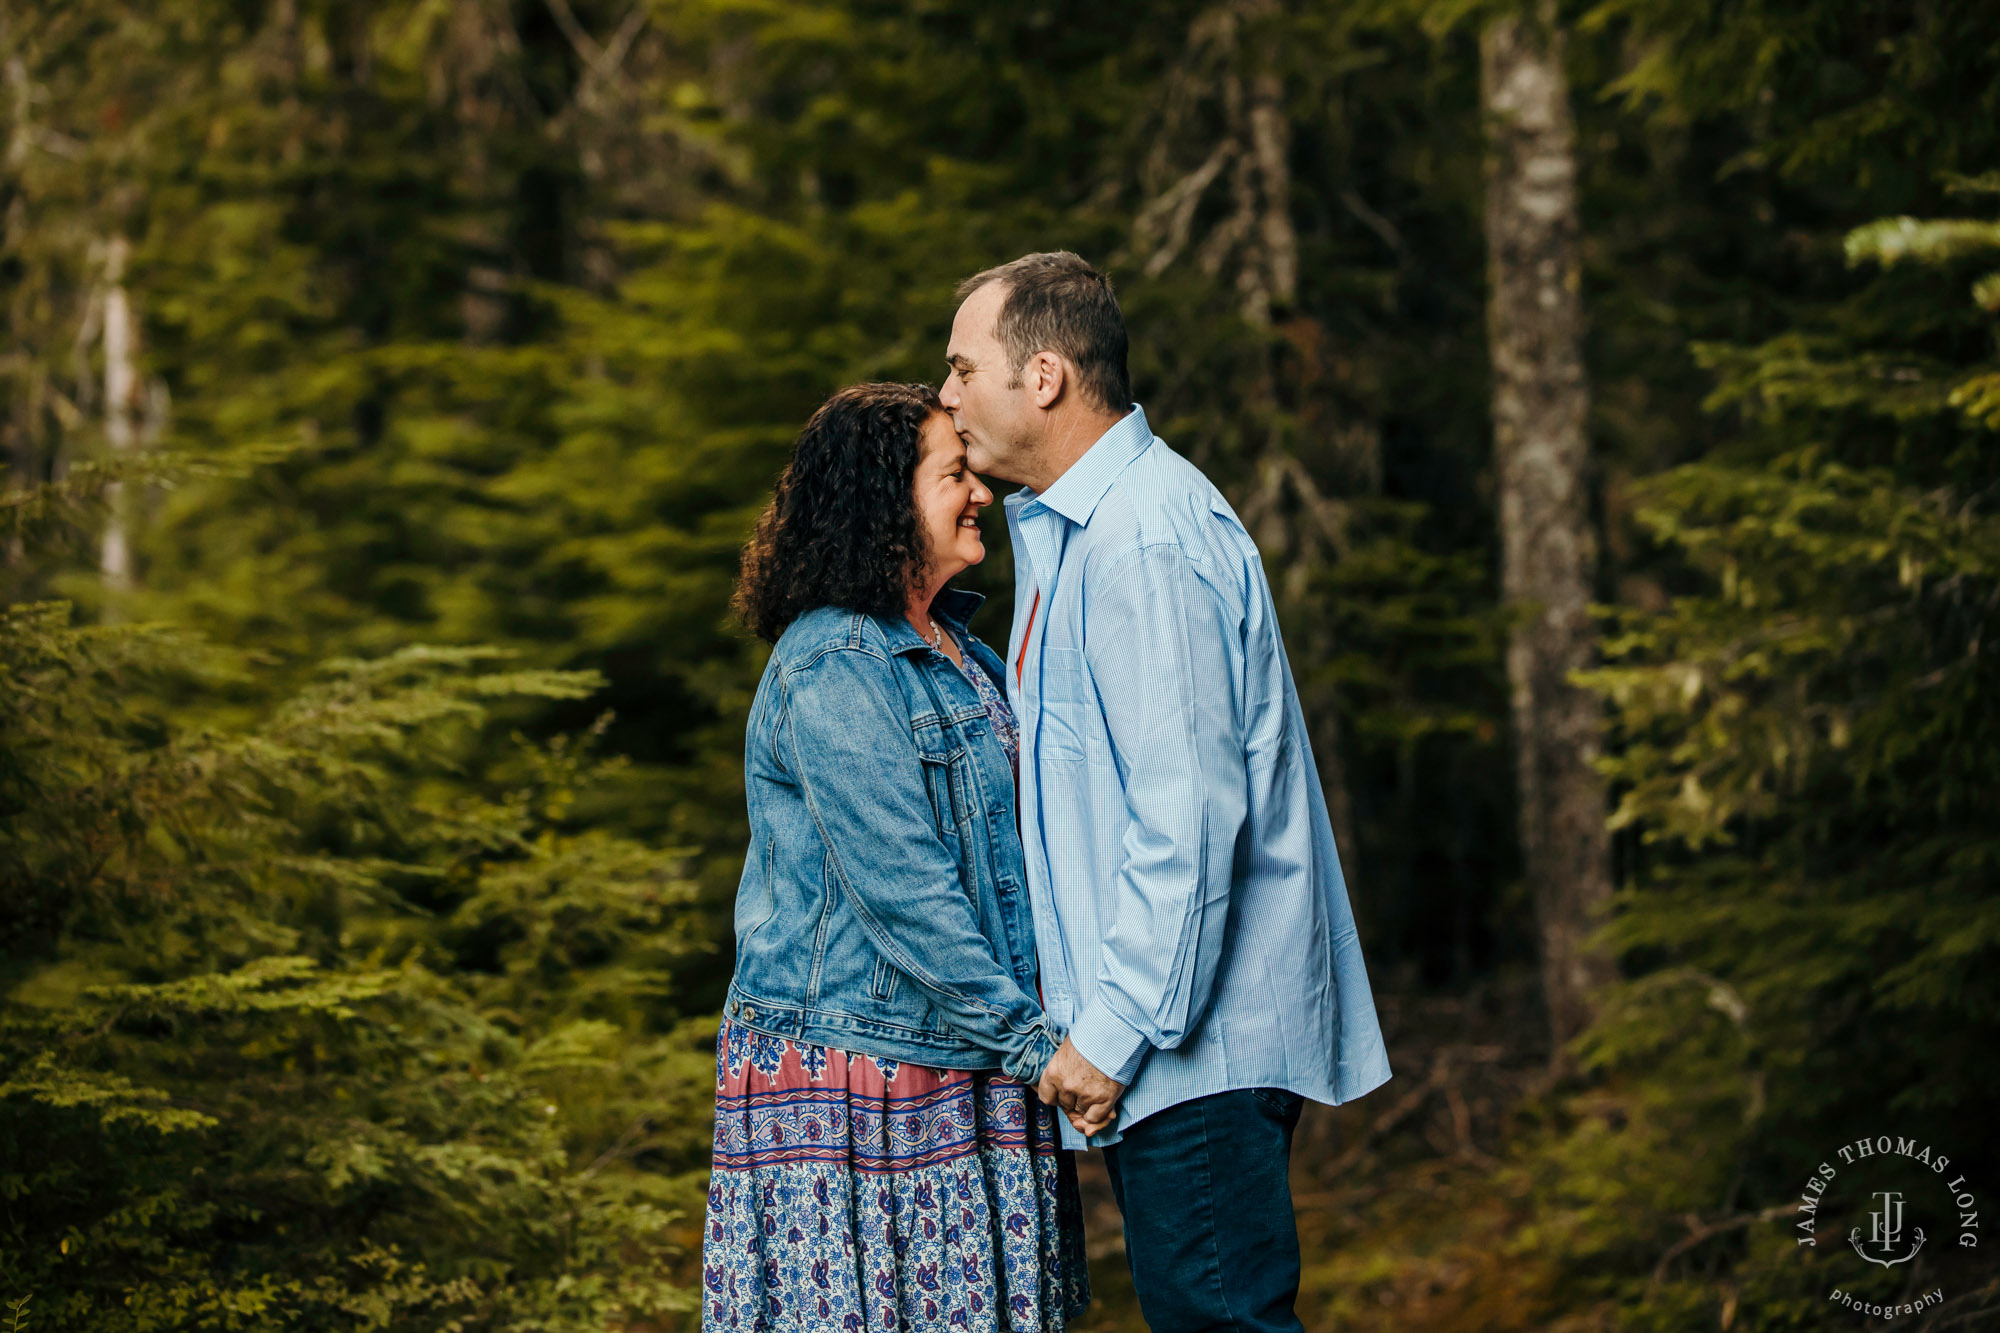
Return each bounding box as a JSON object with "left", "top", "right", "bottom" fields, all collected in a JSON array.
[{"left": 1029, "top": 351, "right": 1067, "bottom": 409}]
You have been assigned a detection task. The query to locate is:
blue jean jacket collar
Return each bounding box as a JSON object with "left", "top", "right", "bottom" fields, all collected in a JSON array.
[{"left": 882, "top": 585, "right": 987, "bottom": 658}]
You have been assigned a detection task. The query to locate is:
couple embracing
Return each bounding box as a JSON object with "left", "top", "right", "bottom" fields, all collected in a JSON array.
[{"left": 702, "top": 253, "right": 1392, "bottom": 1332}]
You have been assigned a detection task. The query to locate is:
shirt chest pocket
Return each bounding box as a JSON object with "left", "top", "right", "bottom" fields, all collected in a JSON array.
[{"left": 1037, "top": 648, "right": 1093, "bottom": 764}]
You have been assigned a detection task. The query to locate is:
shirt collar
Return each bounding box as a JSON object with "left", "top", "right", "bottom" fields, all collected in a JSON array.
[
  {"left": 1014, "top": 404, "right": 1152, "bottom": 527},
  {"left": 935, "top": 585, "right": 985, "bottom": 628}
]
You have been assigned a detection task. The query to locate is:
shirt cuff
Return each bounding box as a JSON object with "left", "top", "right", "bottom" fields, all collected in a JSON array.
[{"left": 1067, "top": 996, "right": 1150, "bottom": 1086}]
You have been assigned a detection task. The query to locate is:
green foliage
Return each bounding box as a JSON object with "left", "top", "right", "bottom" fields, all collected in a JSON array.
[
  {"left": 1559, "top": 144, "right": 2000, "bottom": 1333},
  {"left": 1279, "top": 4, "right": 2000, "bottom": 1327},
  {"left": 11, "top": 0, "right": 2000, "bottom": 1328},
  {"left": 1, "top": 476, "right": 709, "bottom": 1328}
]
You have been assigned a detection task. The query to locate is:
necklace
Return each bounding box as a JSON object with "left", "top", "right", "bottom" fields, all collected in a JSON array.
[{"left": 926, "top": 617, "right": 945, "bottom": 650}]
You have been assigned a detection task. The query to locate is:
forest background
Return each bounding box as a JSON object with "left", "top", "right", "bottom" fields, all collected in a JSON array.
[{"left": 4, "top": 0, "right": 1998, "bottom": 1329}]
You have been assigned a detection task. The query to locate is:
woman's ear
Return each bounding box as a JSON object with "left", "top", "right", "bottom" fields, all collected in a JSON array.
[{"left": 1030, "top": 351, "right": 1067, "bottom": 409}]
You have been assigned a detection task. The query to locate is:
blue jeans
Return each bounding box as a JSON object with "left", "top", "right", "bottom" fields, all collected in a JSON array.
[{"left": 1101, "top": 1087, "right": 1306, "bottom": 1333}]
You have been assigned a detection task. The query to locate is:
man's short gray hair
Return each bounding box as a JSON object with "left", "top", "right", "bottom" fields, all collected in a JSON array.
[{"left": 956, "top": 252, "right": 1133, "bottom": 414}]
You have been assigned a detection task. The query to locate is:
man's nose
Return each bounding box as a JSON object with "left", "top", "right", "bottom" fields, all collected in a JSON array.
[{"left": 939, "top": 377, "right": 960, "bottom": 409}]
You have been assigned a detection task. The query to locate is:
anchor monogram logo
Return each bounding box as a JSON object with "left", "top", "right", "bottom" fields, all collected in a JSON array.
[
  {"left": 1791, "top": 1135, "right": 1976, "bottom": 1320},
  {"left": 1849, "top": 1190, "right": 1926, "bottom": 1268}
]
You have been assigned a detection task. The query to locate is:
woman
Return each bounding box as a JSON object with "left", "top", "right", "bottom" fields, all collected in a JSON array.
[{"left": 703, "top": 382, "right": 1088, "bottom": 1332}]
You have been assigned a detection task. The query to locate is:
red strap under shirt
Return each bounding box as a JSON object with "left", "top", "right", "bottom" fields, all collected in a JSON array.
[
  {"left": 1016, "top": 589, "right": 1040, "bottom": 688},
  {"left": 1016, "top": 586, "right": 1044, "bottom": 1007}
]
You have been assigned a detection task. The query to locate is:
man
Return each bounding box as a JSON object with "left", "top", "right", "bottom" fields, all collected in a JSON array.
[{"left": 939, "top": 251, "right": 1392, "bottom": 1333}]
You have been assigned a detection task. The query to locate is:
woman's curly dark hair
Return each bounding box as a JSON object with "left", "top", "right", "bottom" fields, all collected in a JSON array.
[{"left": 734, "top": 382, "right": 945, "bottom": 642}]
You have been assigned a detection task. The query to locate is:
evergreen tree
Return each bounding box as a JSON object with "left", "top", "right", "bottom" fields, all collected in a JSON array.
[
  {"left": 1292, "top": 4, "right": 2000, "bottom": 1328},
  {"left": 2, "top": 476, "right": 710, "bottom": 1330},
  {"left": 16, "top": 3, "right": 1998, "bottom": 1329},
  {"left": 1562, "top": 175, "right": 2000, "bottom": 1333}
]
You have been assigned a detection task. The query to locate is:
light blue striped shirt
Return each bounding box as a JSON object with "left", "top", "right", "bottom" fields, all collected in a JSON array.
[{"left": 1004, "top": 405, "right": 1392, "bottom": 1149}]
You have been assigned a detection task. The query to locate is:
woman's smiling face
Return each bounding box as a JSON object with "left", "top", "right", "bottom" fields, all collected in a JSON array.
[{"left": 912, "top": 409, "right": 994, "bottom": 595}]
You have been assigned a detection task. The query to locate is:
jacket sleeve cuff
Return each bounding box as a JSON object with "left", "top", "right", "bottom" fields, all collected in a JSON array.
[
  {"left": 1003, "top": 1020, "right": 1062, "bottom": 1087},
  {"left": 1067, "top": 998, "right": 1149, "bottom": 1086}
]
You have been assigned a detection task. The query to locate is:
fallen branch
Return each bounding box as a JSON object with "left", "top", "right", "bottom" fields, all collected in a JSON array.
[
  {"left": 1650, "top": 1206, "right": 1790, "bottom": 1285},
  {"left": 1928, "top": 1279, "right": 2000, "bottom": 1330},
  {"left": 1322, "top": 1044, "right": 1506, "bottom": 1178}
]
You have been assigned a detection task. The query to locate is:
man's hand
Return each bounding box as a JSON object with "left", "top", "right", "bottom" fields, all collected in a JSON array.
[{"left": 1035, "top": 1037, "right": 1125, "bottom": 1138}]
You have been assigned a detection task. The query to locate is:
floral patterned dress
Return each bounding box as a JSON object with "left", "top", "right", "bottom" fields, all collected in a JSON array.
[{"left": 703, "top": 636, "right": 1088, "bottom": 1332}]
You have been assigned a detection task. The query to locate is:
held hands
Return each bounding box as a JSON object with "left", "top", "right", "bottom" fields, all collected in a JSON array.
[{"left": 1034, "top": 1037, "right": 1125, "bottom": 1138}]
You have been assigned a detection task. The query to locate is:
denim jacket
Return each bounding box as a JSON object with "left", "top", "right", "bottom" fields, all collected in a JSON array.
[{"left": 723, "top": 588, "right": 1060, "bottom": 1085}]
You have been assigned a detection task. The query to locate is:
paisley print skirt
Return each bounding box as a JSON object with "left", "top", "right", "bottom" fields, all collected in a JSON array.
[{"left": 703, "top": 1019, "right": 1090, "bottom": 1331}]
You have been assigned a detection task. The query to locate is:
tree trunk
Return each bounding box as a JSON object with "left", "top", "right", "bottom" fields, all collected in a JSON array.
[
  {"left": 1128, "top": 0, "right": 1364, "bottom": 884},
  {"left": 1234, "top": 1, "right": 1363, "bottom": 885},
  {"left": 98, "top": 235, "right": 136, "bottom": 593},
  {"left": 1480, "top": 4, "right": 1614, "bottom": 1055}
]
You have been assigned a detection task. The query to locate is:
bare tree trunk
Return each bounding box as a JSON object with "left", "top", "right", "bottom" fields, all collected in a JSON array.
[
  {"left": 1128, "top": 0, "right": 1366, "bottom": 882},
  {"left": 98, "top": 235, "right": 135, "bottom": 592},
  {"left": 1228, "top": 2, "right": 1360, "bottom": 876},
  {"left": 1480, "top": 3, "right": 1614, "bottom": 1055}
]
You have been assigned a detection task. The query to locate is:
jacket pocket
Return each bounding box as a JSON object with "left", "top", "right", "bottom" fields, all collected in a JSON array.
[
  {"left": 917, "top": 746, "right": 968, "bottom": 839},
  {"left": 805, "top": 850, "right": 837, "bottom": 1003},
  {"left": 869, "top": 954, "right": 901, "bottom": 1004}
]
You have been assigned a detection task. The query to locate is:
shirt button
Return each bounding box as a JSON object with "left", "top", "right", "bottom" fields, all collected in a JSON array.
[
  {"left": 741, "top": 1006, "right": 757, "bottom": 1022},
  {"left": 729, "top": 1000, "right": 739, "bottom": 1015}
]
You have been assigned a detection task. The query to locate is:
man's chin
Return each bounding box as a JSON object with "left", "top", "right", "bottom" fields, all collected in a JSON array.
[{"left": 966, "top": 450, "right": 1024, "bottom": 486}]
